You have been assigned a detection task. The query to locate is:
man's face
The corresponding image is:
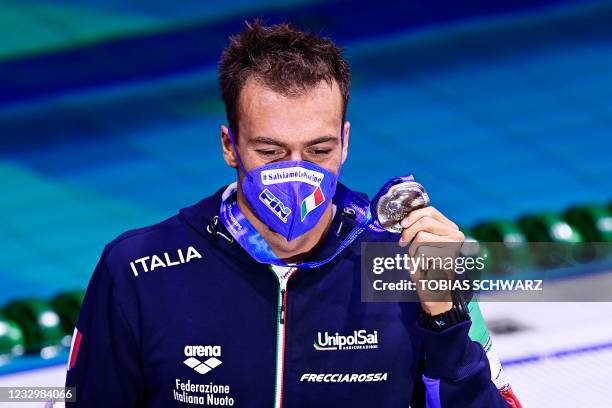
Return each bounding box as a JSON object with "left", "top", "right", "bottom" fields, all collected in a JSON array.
[{"left": 222, "top": 78, "right": 349, "bottom": 176}]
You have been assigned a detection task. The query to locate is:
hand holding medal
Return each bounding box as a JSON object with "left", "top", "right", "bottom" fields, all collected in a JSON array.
[{"left": 373, "top": 176, "right": 465, "bottom": 315}]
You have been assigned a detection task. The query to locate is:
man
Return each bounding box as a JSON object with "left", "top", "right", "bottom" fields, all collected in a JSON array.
[{"left": 66, "top": 21, "right": 521, "bottom": 407}]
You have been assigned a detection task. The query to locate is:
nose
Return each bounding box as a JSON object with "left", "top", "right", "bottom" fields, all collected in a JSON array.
[{"left": 288, "top": 151, "right": 303, "bottom": 162}]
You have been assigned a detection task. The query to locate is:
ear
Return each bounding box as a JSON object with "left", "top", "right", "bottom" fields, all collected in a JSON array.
[
  {"left": 220, "top": 125, "right": 238, "bottom": 169},
  {"left": 341, "top": 121, "right": 350, "bottom": 165}
]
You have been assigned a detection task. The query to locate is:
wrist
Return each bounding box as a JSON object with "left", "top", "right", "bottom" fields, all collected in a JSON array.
[
  {"left": 417, "top": 292, "right": 470, "bottom": 332},
  {"left": 421, "top": 301, "right": 452, "bottom": 316}
]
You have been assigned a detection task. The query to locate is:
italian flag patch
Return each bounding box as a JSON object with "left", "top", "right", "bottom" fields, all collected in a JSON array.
[
  {"left": 301, "top": 186, "right": 325, "bottom": 220},
  {"left": 68, "top": 328, "right": 82, "bottom": 370}
]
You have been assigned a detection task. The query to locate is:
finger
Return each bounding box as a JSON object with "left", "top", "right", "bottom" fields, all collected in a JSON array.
[
  {"left": 426, "top": 207, "right": 458, "bottom": 229},
  {"left": 410, "top": 237, "right": 460, "bottom": 261},
  {"left": 400, "top": 207, "right": 458, "bottom": 230},
  {"left": 400, "top": 217, "right": 457, "bottom": 245},
  {"left": 409, "top": 234, "right": 460, "bottom": 283},
  {"left": 409, "top": 230, "right": 464, "bottom": 255},
  {"left": 408, "top": 231, "right": 456, "bottom": 257}
]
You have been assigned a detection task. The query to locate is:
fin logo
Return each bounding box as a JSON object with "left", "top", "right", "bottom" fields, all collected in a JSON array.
[
  {"left": 183, "top": 345, "right": 222, "bottom": 375},
  {"left": 259, "top": 189, "right": 291, "bottom": 223}
]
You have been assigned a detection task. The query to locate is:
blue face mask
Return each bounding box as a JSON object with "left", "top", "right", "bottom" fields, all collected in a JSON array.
[{"left": 227, "top": 128, "right": 342, "bottom": 241}]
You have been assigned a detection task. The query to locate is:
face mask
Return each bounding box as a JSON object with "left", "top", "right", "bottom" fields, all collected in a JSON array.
[{"left": 227, "top": 128, "right": 342, "bottom": 241}]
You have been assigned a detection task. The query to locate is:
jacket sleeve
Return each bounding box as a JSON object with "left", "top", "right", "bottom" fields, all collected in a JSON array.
[
  {"left": 65, "top": 246, "right": 144, "bottom": 407},
  {"left": 467, "top": 299, "right": 522, "bottom": 407},
  {"left": 416, "top": 320, "right": 509, "bottom": 407}
]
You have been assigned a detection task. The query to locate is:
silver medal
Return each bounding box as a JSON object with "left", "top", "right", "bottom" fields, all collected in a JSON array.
[{"left": 376, "top": 181, "right": 430, "bottom": 233}]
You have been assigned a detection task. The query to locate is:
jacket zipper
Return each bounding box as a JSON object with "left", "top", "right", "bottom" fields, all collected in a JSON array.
[{"left": 273, "top": 267, "right": 297, "bottom": 408}]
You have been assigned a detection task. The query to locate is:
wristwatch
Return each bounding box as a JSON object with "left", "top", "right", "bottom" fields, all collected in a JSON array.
[{"left": 417, "top": 292, "right": 470, "bottom": 332}]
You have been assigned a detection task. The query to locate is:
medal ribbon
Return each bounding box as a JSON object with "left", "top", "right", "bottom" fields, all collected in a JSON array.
[{"left": 219, "top": 182, "right": 373, "bottom": 268}]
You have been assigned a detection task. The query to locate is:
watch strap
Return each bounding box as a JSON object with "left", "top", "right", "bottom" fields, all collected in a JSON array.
[{"left": 417, "top": 292, "right": 470, "bottom": 332}]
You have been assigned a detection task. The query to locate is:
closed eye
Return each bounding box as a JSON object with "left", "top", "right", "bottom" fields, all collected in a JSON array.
[
  {"left": 308, "top": 148, "right": 332, "bottom": 156},
  {"left": 256, "top": 149, "right": 283, "bottom": 157}
]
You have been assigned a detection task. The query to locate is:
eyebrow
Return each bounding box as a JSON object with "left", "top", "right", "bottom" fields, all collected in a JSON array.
[
  {"left": 306, "top": 136, "right": 339, "bottom": 147},
  {"left": 249, "top": 135, "right": 339, "bottom": 148},
  {"left": 249, "top": 137, "right": 286, "bottom": 147}
]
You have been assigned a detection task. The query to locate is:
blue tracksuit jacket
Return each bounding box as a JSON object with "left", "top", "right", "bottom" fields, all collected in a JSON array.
[{"left": 66, "top": 183, "right": 509, "bottom": 407}]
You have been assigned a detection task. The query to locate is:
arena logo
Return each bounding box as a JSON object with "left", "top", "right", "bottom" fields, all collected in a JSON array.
[
  {"left": 183, "top": 345, "right": 223, "bottom": 375},
  {"left": 259, "top": 189, "right": 291, "bottom": 222},
  {"left": 314, "top": 329, "right": 379, "bottom": 351},
  {"left": 129, "top": 246, "right": 202, "bottom": 277}
]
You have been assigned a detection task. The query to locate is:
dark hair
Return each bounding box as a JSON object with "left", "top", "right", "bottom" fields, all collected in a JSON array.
[{"left": 219, "top": 19, "right": 350, "bottom": 138}]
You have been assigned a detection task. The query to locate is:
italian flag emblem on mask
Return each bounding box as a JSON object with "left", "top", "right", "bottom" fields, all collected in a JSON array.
[{"left": 301, "top": 186, "right": 325, "bottom": 221}]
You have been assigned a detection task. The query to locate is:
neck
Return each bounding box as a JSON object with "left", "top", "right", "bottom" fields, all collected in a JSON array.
[{"left": 236, "top": 186, "right": 334, "bottom": 262}]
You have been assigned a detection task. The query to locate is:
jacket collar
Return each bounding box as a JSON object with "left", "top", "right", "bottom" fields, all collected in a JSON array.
[{"left": 179, "top": 182, "right": 369, "bottom": 268}]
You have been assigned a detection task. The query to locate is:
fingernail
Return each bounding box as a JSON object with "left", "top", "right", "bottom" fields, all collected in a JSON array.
[{"left": 400, "top": 219, "right": 409, "bottom": 228}]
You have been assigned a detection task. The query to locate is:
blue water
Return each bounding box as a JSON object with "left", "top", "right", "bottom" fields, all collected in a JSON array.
[{"left": 0, "top": 2, "right": 611, "bottom": 304}]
